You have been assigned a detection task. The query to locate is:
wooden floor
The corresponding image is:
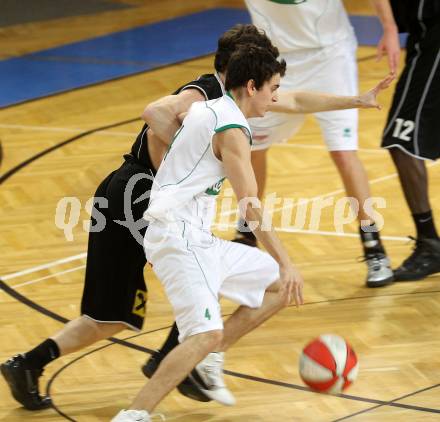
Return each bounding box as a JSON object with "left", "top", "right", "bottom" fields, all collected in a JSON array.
[{"left": 1, "top": 1, "right": 440, "bottom": 421}]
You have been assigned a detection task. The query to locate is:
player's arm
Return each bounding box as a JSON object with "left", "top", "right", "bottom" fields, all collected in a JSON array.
[
  {"left": 142, "top": 88, "right": 205, "bottom": 144},
  {"left": 214, "top": 128, "right": 304, "bottom": 307},
  {"left": 370, "top": 0, "right": 401, "bottom": 74},
  {"left": 269, "top": 74, "right": 395, "bottom": 114}
]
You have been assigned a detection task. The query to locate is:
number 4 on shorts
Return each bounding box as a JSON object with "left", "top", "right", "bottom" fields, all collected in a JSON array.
[{"left": 204, "top": 308, "right": 211, "bottom": 320}]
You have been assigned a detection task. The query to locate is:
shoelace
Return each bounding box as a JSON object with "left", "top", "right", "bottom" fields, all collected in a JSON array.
[
  {"left": 358, "top": 253, "right": 386, "bottom": 267},
  {"left": 203, "top": 353, "right": 225, "bottom": 388},
  {"left": 401, "top": 236, "right": 429, "bottom": 268},
  {"left": 10, "top": 355, "right": 45, "bottom": 379},
  {"left": 365, "top": 255, "right": 384, "bottom": 271}
]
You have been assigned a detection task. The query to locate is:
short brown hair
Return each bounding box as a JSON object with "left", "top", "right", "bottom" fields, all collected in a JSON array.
[
  {"left": 225, "top": 44, "right": 286, "bottom": 91},
  {"left": 214, "top": 24, "right": 279, "bottom": 73}
]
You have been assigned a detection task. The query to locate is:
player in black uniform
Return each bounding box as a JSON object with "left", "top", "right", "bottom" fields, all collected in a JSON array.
[
  {"left": 374, "top": 0, "right": 440, "bottom": 280},
  {"left": 0, "top": 24, "right": 278, "bottom": 410}
]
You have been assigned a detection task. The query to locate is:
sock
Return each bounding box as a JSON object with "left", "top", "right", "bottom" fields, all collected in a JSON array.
[
  {"left": 158, "top": 323, "right": 180, "bottom": 357},
  {"left": 412, "top": 211, "right": 439, "bottom": 239},
  {"left": 24, "top": 338, "right": 60, "bottom": 369},
  {"left": 359, "top": 223, "right": 385, "bottom": 255}
]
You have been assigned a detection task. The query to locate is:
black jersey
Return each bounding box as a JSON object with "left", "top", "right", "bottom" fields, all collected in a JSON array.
[
  {"left": 391, "top": 0, "right": 440, "bottom": 34},
  {"left": 129, "top": 73, "right": 224, "bottom": 170}
]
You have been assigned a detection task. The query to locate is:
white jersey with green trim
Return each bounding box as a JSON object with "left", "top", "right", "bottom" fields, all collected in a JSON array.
[
  {"left": 145, "top": 94, "right": 251, "bottom": 231},
  {"left": 244, "top": 0, "right": 354, "bottom": 52}
]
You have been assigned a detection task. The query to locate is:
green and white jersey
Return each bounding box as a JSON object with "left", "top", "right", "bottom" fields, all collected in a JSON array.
[
  {"left": 145, "top": 94, "right": 251, "bottom": 231},
  {"left": 244, "top": 0, "right": 354, "bottom": 52}
]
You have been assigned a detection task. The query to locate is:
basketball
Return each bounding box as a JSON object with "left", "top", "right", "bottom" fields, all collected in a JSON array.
[{"left": 299, "top": 334, "right": 358, "bottom": 394}]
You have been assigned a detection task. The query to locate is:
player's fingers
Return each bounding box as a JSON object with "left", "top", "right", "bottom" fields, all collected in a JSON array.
[
  {"left": 293, "top": 282, "right": 302, "bottom": 307},
  {"left": 288, "top": 280, "right": 294, "bottom": 303},
  {"left": 297, "top": 284, "right": 304, "bottom": 305},
  {"left": 385, "top": 72, "right": 396, "bottom": 87},
  {"left": 280, "top": 280, "right": 293, "bottom": 305},
  {"left": 294, "top": 284, "right": 302, "bottom": 307},
  {"left": 378, "top": 73, "right": 394, "bottom": 90}
]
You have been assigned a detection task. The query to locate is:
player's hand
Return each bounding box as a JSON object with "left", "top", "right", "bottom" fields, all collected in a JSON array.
[
  {"left": 358, "top": 73, "right": 396, "bottom": 109},
  {"left": 377, "top": 26, "right": 401, "bottom": 74},
  {"left": 279, "top": 263, "right": 304, "bottom": 307}
]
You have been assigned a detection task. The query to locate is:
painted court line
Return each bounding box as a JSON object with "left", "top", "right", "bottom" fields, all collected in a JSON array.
[
  {"left": 213, "top": 224, "right": 410, "bottom": 243},
  {"left": 10, "top": 265, "right": 87, "bottom": 289},
  {"left": 275, "top": 143, "right": 387, "bottom": 154},
  {"left": 0, "top": 123, "right": 136, "bottom": 137},
  {"left": 1, "top": 252, "right": 87, "bottom": 281}
]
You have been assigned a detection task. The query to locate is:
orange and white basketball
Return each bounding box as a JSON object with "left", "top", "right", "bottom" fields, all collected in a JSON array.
[{"left": 299, "top": 334, "right": 359, "bottom": 394}]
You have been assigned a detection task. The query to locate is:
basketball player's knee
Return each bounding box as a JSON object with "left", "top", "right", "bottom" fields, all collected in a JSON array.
[
  {"left": 206, "top": 329, "right": 224, "bottom": 350},
  {"left": 330, "top": 150, "right": 359, "bottom": 171},
  {"left": 194, "top": 329, "right": 223, "bottom": 352},
  {"left": 80, "top": 316, "right": 125, "bottom": 336}
]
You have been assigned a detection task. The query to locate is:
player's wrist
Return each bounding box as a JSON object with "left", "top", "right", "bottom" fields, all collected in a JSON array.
[{"left": 383, "top": 22, "right": 398, "bottom": 33}]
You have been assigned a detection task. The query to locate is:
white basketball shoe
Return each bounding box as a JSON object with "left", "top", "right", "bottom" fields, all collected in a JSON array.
[
  {"left": 112, "top": 410, "right": 151, "bottom": 422},
  {"left": 190, "top": 352, "right": 236, "bottom": 406}
]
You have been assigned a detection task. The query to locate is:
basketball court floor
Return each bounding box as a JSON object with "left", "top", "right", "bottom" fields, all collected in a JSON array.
[{"left": 0, "top": 1, "right": 439, "bottom": 421}]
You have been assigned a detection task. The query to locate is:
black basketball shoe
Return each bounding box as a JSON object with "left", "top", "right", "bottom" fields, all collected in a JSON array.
[
  {"left": 141, "top": 351, "right": 211, "bottom": 402},
  {"left": 394, "top": 237, "right": 440, "bottom": 281},
  {"left": 0, "top": 354, "right": 52, "bottom": 410}
]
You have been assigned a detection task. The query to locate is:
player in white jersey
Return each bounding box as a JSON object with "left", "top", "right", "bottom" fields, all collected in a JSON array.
[
  {"left": 112, "top": 45, "right": 302, "bottom": 422},
  {"left": 242, "top": 0, "right": 401, "bottom": 288}
]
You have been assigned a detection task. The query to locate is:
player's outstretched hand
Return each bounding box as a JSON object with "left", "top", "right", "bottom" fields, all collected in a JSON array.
[
  {"left": 358, "top": 73, "right": 396, "bottom": 110},
  {"left": 279, "top": 263, "right": 304, "bottom": 307}
]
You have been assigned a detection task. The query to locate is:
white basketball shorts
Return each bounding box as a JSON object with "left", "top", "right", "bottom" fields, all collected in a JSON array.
[
  {"left": 250, "top": 36, "right": 359, "bottom": 152},
  {"left": 144, "top": 221, "right": 280, "bottom": 342}
]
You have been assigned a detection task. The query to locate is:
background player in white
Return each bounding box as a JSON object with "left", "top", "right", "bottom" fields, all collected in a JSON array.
[
  {"left": 242, "top": 0, "right": 401, "bottom": 287},
  {"left": 112, "top": 45, "right": 302, "bottom": 422}
]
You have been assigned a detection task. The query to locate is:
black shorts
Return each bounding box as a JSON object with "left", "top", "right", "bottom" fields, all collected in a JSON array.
[
  {"left": 382, "top": 23, "right": 440, "bottom": 160},
  {"left": 80, "top": 156, "right": 153, "bottom": 330}
]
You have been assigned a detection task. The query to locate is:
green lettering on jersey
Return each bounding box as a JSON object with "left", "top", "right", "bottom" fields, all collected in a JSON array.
[
  {"left": 268, "top": 0, "right": 306, "bottom": 4},
  {"left": 205, "top": 177, "right": 225, "bottom": 196}
]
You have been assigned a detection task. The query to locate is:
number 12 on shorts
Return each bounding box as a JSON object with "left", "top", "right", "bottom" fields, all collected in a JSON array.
[{"left": 392, "top": 118, "right": 414, "bottom": 141}]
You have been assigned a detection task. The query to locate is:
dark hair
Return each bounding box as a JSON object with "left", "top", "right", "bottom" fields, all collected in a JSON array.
[
  {"left": 224, "top": 44, "right": 286, "bottom": 91},
  {"left": 214, "top": 24, "right": 279, "bottom": 73}
]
